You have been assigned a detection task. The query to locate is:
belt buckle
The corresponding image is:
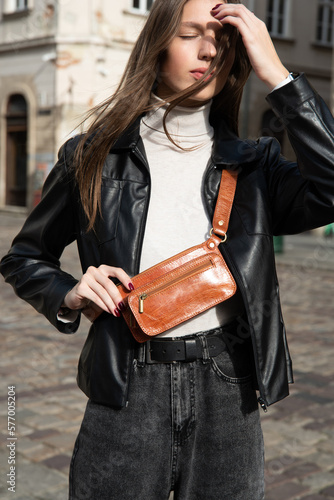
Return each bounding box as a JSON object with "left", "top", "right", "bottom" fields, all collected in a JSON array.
[
  {"left": 145, "top": 338, "right": 184, "bottom": 364},
  {"left": 145, "top": 337, "right": 202, "bottom": 364}
]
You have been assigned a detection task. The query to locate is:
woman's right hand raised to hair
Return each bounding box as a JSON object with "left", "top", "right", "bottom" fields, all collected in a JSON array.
[
  {"left": 63, "top": 265, "right": 134, "bottom": 321},
  {"left": 211, "top": 3, "right": 289, "bottom": 91}
]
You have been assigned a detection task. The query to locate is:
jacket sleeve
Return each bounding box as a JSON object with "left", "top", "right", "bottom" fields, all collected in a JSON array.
[
  {"left": 264, "top": 73, "right": 334, "bottom": 235},
  {"left": 0, "top": 139, "right": 81, "bottom": 334}
]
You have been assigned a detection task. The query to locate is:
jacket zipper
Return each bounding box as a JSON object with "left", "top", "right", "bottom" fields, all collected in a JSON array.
[
  {"left": 124, "top": 144, "right": 151, "bottom": 407},
  {"left": 138, "top": 259, "right": 212, "bottom": 314},
  {"left": 202, "top": 159, "right": 270, "bottom": 412},
  {"left": 202, "top": 160, "right": 217, "bottom": 221},
  {"left": 220, "top": 241, "right": 269, "bottom": 412},
  {"left": 258, "top": 397, "right": 268, "bottom": 413},
  {"left": 133, "top": 144, "right": 151, "bottom": 276}
]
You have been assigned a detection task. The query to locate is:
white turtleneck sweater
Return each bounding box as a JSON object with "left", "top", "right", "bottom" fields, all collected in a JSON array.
[{"left": 139, "top": 97, "right": 243, "bottom": 338}]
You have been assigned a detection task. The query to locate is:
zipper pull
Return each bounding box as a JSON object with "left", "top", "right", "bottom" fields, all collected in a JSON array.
[
  {"left": 139, "top": 293, "right": 147, "bottom": 313},
  {"left": 258, "top": 397, "right": 268, "bottom": 413}
]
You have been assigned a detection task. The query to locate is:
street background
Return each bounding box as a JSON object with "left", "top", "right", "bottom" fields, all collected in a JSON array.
[{"left": 1, "top": 212, "right": 334, "bottom": 500}]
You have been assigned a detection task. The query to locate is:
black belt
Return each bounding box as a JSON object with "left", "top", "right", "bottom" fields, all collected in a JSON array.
[{"left": 143, "top": 335, "right": 226, "bottom": 364}]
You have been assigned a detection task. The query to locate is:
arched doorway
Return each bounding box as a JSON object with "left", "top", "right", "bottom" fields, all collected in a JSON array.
[{"left": 6, "top": 94, "right": 28, "bottom": 206}]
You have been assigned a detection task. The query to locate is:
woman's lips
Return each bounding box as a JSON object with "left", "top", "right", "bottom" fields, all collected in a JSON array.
[{"left": 190, "top": 68, "right": 214, "bottom": 80}]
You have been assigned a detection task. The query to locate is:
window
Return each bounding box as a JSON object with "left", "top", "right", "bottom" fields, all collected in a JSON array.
[
  {"left": 132, "top": 0, "right": 154, "bottom": 14},
  {"left": 316, "top": 0, "right": 334, "bottom": 45},
  {"left": 16, "top": 0, "right": 28, "bottom": 10},
  {"left": 3, "top": 0, "right": 31, "bottom": 14},
  {"left": 266, "top": 0, "right": 290, "bottom": 37}
]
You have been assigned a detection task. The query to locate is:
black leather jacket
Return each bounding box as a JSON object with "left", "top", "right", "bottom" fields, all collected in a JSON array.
[{"left": 1, "top": 74, "right": 334, "bottom": 408}]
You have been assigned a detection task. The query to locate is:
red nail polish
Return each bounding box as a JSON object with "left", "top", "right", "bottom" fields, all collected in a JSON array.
[
  {"left": 128, "top": 283, "right": 135, "bottom": 291},
  {"left": 211, "top": 3, "right": 223, "bottom": 10},
  {"left": 118, "top": 301, "right": 126, "bottom": 312},
  {"left": 114, "top": 308, "right": 121, "bottom": 318}
]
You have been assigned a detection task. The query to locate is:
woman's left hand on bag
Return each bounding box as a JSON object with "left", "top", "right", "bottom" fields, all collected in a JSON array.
[
  {"left": 62, "top": 265, "right": 134, "bottom": 322},
  {"left": 211, "top": 3, "right": 289, "bottom": 90}
]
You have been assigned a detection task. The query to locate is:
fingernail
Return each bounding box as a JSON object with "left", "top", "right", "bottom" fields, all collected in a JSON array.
[
  {"left": 128, "top": 283, "right": 135, "bottom": 291},
  {"left": 211, "top": 3, "right": 223, "bottom": 10},
  {"left": 114, "top": 308, "right": 121, "bottom": 318},
  {"left": 118, "top": 301, "right": 126, "bottom": 312}
]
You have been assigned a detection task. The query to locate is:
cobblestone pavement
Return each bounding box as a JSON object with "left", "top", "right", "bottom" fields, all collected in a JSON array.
[{"left": 1, "top": 212, "right": 334, "bottom": 500}]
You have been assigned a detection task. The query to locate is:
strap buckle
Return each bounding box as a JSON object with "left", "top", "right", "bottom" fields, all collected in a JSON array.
[{"left": 210, "top": 228, "right": 227, "bottom": 243}]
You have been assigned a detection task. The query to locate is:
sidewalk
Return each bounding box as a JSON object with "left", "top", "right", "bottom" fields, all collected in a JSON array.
[
  {"left": 1, "top": 213, "right": 334, "bottom": 499},
  {"left": 274, "top": 232, "right": 334, "bottom": 272}
]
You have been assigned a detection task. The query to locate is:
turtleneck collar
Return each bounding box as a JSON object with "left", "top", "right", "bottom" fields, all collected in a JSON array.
[{"left": 141, "top": 94, "right": 214, "bottom": 147}]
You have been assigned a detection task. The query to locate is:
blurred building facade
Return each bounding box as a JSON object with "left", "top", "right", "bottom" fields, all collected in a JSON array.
[
  {"left": 0, "top": 0, "right": 333, "bottom": 211},
  {"left": 0, "top": 0, "right": 149, "bottom": 209}
]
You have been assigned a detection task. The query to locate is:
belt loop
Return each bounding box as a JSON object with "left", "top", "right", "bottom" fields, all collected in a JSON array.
[
  {"left": 198, "top": 334, "right": 210, "bottom": 364},
  {"left": 185, "top": 339, "right": 198, "bottom": 362},
  {"left": 136, "top": 342, "right": 146, "bottom": 367}
]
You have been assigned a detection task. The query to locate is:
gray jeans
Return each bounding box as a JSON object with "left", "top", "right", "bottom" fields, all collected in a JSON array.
[{"left": 69, "top": 326, "right": 265, "bottom": 500}]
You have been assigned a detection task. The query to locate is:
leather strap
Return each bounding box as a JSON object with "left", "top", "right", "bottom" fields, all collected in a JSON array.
[{"left": 212, "top": 169, "right": 238, "bottom": 239}]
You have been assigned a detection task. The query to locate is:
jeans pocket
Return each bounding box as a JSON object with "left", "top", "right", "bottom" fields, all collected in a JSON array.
[{"left": 210, "top": 349, "right": 252, "bottom": 384}]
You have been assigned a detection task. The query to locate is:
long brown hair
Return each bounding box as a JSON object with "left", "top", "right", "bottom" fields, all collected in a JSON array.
[{"left": 74, "top": 0, "right": 251, "bottom": 230}]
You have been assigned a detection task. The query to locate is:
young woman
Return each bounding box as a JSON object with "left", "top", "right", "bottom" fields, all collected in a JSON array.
[{"left": 1, "top": 1, "right": 334, "bottom": 499}]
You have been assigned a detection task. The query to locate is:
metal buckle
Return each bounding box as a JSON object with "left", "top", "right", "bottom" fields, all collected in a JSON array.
[
  {"left": 145, "top": 339, "right": 180, "bottom": 364},
  {"left": 210, "top": 228, "right": 227, "bottom": 243},
  {"left": 145, "top": 340, "right": 166, "bottom": 364}
]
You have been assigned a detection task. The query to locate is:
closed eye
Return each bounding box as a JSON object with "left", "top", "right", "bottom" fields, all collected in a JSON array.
[{"left": 179, "top": 35, "right": 199, "bottom": 39}]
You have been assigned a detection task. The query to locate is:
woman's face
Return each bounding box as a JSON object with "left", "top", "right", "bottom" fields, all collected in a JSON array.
[{"left": 156, "top": 0, "right": 234, "bottom": 106}]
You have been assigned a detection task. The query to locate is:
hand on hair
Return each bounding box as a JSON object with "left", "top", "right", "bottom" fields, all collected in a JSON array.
[
  {"left": 211, "top": 3, "right": 289, "bottom": 90},
  {"left": 63, "top": 265, "right": 134, "bottom": 320}
]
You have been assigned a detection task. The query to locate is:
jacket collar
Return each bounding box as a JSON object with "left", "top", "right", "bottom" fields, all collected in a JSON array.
[
  {"left": 111, "top": 115, "right": 260, "bottom": 167},
  {"left": 212, "top": 119, "right": 261, "bottom": 167},
  {"left": 111, "top": 116, "right": 142, "bottom": 151}
]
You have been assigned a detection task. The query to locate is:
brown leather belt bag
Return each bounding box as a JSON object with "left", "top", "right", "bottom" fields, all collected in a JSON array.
[{"left": 115, "top": 169, "right": 238, "bottom": 343}]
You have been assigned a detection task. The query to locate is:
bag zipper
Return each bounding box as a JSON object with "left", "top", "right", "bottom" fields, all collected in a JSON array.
[
  {"left": 139, "top": 294, "right": 147, "bottom": 313},
  {"left": 138, "top": 259, "right": 213, "bottom": 314}
]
